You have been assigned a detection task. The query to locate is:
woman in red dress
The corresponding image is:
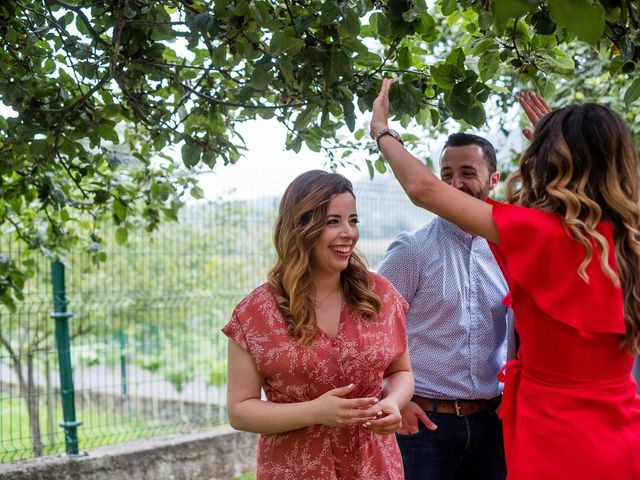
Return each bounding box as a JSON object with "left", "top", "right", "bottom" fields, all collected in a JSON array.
[
  {"left": 223, "top": 170, "right": 414, "bottom": 479},
  {"left": 370, "top": 78, "right": 640, "bottom": 479}
]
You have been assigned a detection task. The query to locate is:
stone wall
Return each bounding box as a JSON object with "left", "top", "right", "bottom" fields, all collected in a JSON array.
[{"left": 0, "top": 427, "right": 257, "bottom": 480}]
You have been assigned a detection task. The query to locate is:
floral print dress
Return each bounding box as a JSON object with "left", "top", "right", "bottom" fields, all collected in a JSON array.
[{"left": 222, "top": 272, "right": 409, "bottom": 480}]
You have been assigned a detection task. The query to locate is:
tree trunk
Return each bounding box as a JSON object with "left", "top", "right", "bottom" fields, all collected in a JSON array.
[
  {"left": 26, "top": 352, "right": 43, "bottom": 457},
  {"left": 0, "top": 334, "right": 43, "bottom": 457}
]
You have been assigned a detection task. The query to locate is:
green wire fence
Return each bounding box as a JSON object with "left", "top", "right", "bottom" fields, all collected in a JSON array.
[{"left": 0, "top": 175, "right": 429, "bottom": 463}]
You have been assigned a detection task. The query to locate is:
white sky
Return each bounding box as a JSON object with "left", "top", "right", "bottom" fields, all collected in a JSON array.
[{"left": 194, "top": 119, "right": 370, "bottom": 201}]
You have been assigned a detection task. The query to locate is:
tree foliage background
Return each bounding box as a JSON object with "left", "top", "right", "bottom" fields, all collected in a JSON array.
[{"left": 1, "top": 0, "right": 640, "bottom": 308}]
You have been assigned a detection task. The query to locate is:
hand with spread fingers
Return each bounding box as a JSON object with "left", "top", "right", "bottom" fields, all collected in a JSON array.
[{"left": 519, "top": 91, "right": 552, "bottom": 141}]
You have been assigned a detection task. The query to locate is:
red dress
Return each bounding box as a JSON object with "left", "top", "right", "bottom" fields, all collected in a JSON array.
[
  {"left": 488, "top": 200, "right": 640, "bottom": 479},
  {"left": 222, "top": 272, "right": 408, "bottom": 480}
]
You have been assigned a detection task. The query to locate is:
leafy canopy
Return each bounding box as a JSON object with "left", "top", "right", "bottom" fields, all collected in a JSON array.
[{"left": 1, "top": 0, "right": 639, "bottom": 308}]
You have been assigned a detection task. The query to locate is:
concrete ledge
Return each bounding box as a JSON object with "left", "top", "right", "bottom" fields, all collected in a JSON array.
[{"left": 0, "top": 426, "right": 257, "bottom": 480}]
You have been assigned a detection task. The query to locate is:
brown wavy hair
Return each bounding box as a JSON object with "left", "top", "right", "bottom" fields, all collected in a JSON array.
[
  {"left": 505, "top": 104, "right": 640, "bottom": 353},
  {"left": 267, "top": 170, "right": 381, "bottom": 345}
]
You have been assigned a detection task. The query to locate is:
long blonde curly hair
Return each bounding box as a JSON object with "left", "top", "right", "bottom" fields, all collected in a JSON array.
[
  {"left": 506, "top": 104, "right": 640, "bottom": 353},
  {"left": 268, "top": 170, "right": 381, "bottom": 345}
]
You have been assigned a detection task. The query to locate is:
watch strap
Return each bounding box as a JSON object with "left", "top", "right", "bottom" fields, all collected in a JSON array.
[{"left": 375, "top": 128, "right": 404, "bottom": 148}]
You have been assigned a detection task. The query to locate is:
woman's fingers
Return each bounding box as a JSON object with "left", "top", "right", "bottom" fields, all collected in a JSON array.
[
  {"left": 328, "top": 383, "right": 355, "bottom": 398},
  {"left": 519, "top": 92, "right": 540, "bottom": 123},
  {"left": 529, "top": 91, "right": 552, "bottom": 115},
  {"left": 518, "top": 91, "right": 552, "bottom": 142},
  {"left": 341, "top": 397, "right": 379, "bottom": 410},
  {"left": 520, "top": 91, "right": 550, "bottom": 121},
  {"left": 364, "top": 413, "right": 402, "bottom": 433},
  {"left": 522, "top": 128, "right": 534, "bottom": 141}
]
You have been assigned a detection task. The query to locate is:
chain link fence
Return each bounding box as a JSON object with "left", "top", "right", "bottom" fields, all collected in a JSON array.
[{"left": 0, "top": 173, "right": 429, "bottom": 463}]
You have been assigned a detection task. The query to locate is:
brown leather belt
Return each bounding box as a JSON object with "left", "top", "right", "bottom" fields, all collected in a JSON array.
[{"left": 412, "top": 395, "right": 502, "bottom": 417}]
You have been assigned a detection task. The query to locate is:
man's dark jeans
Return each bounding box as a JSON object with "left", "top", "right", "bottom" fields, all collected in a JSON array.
[{"left": 396, "top": 410, "right": 506, "bottom": 480}]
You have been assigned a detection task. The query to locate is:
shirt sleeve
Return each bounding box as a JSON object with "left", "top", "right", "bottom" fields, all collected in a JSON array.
[
  {"left": 377, "top": 232, "right": 420, "bottom": 304},
  {"left": 488, "top": 199, "right": 625, "bottom": 334},
  {"left": 221, "top": 308, "right": 250, "bottom": 351}
]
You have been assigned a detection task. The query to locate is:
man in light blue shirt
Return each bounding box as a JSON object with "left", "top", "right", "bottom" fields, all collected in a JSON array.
[{"left": 378, "top": 133, "right": 512, "bottom": 480}]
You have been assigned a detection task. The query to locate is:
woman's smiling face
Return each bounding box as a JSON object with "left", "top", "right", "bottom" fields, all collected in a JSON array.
[{"left": 309, "top": 192, "right": 359, "bottom": 275}]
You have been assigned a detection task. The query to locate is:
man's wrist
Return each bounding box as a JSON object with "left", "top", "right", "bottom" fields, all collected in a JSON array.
[{"left": 375, "top": 128, "right": 404, "bottom": 149}]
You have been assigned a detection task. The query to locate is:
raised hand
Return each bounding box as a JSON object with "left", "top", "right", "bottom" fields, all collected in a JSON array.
[
  {"left": 370, "top": 77, "right": 393, "bottom": 139},
  {"left": 519, "top": 91, "right": 552, "bottom": 141},
  {"left": 312, "top": 384, "right": 379, "bottom": 427}
]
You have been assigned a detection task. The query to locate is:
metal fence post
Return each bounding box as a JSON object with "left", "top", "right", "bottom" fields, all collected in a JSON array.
[
  {"left": 50, "top": 260, "right": 82, "bottom": 455},
  {"left": 119, "top": 329, "right": 128, "bottom": 396}
]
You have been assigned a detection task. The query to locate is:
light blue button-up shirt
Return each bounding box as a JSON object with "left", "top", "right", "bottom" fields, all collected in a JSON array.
[{"left": 378, "top": 216, "right": 513, "bottom": 400}]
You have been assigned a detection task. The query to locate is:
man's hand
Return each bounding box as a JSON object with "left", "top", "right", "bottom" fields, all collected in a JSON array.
[
  {"left": 370, "top": 77, "right": 393, "bottom": 139},
  {"left": 519, "top": 91, "right": 552, "bottom": 141},
  {"left": 397, "top": 401, "right": 438, "bottom": 435}
]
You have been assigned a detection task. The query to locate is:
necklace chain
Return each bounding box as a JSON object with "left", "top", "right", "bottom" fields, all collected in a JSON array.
[{"left": 313, "top": 286, "right": 341, "bottom": 306}]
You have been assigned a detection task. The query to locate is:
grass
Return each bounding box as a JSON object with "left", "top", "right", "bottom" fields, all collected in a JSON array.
[
  {"left": 0, "top": 394, "right": 215, "bottom": 463},
  {"left": 231, "top": 474, "right": 256, "bottom": 480}
]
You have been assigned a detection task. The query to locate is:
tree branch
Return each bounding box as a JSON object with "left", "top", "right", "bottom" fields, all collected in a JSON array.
[
  {"left": 42, "top": 74, "right": 112, "bottom": 114},
  {"left": 0, "top": 333, "right": 27, "bottom": 395},
  {"left": 47, "top": 0, "right": 112, "bottom": 49},
  {"left": 179, "top": 81, "right": 307, "bottom": 109},
  {"left": 626, "top": 0, "right": 640, "bottom": 30}
]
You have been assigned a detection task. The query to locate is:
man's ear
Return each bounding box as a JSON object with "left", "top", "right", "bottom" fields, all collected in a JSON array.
[{"left": 489, "top": 171, "right": 500, "bottom": 189}]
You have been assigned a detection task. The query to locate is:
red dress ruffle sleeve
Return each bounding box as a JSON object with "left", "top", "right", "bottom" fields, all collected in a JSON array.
[{"left": 487, "top": 198, "right": 625, "bottom": 334}]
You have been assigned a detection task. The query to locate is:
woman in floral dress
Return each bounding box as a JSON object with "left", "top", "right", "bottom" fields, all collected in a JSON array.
[{"left": 222, "top": 170, "right": 414, "bottom": 480}]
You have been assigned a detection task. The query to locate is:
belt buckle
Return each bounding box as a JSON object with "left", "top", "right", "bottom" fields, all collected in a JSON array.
[{"left": 454, "top": 400, "right": 465, "bottom": 417}]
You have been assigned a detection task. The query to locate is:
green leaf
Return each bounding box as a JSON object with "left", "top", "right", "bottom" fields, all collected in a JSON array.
[
  {"left": 493, "top": 0, "right": 536, "bottom": 34},
  {"left": 115, "top": 227, "right": 128, "bottom": 245},
  {"left": 365, "top": 159, "right": 375, "bottom": 179},
  {"left": 354, "top": 51, "right": 382, "bottom": 67},
  {"left": 112, "top": 198, "right": 127, "bottom": 221},
  {"left": 323, "top": 49, "right": 352, "bottom": 86},
  {"left": 548, "top": 0, "right": 605, "bottom": 44},
  {"left": 441, "top": 0, "right": 457, "bottom": 16},
  {"left": 531, "top": 9, "right": 556, "bottom": 35},
  {"left": 343, "top": 9, "right": 360, "bottom": 37},
  {"left": 397, "top": 46, "right": 413, "bottom": 69},
  {"left": 293, "top": 105, "right": 317, "bottom": 131},
  {"left": 373, "top": 12, "right": 391, "bottom": 37},
  {"left": 341, "top": 100, "right": 356, "bottom": 132},
  {"left": 181, "top": 140, "right": 202, "bottom": 168},
  {"left": 374, "top": 157, "right": 387, "bottom": 174},
  {"left": 98, "top": 124, "right": 120, "bottom": 143},
  {"left": 416, "top": 12, "right": 437, "bottom": 40},
  {"left": 270, "top": 32, "right": 304, "bottom": 56},
  {"left": 464, "top": 105, "right": 486, "bottom": 127},
  {"left": 624, "top": 79, "right": 640, "bottom": 106},
  {"left": 250, "top": 57, "right": 273, "bottom": 90},
  {"left": 431, "top": 63, "right": 463, "bottom": 89},
  {"left": 473, "top": 38, "right": 497, "bottom": 56},
  {"left": 190, "top": 186, "right": 204, "bottom": 199},
  {"left": 478, "top": 51, "right": 500, "bottom": 81},
  {"left": 446, "top": 48, "right": 465, "bottom": 69}
]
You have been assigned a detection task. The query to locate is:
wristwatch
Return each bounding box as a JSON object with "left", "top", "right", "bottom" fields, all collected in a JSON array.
[{"left": 375, "top": 128, "right": 404, "bottom": 148}]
